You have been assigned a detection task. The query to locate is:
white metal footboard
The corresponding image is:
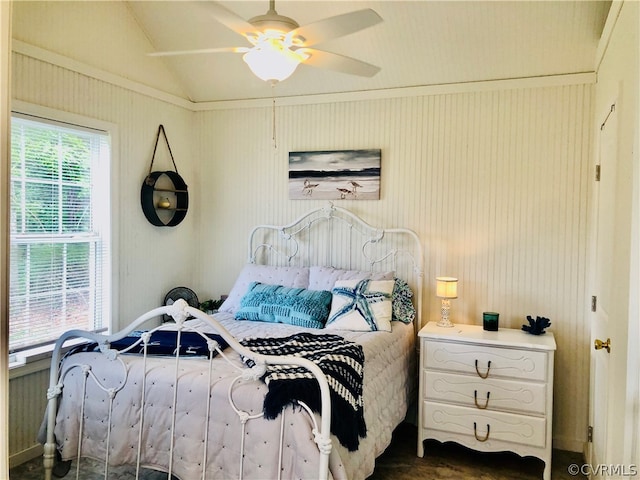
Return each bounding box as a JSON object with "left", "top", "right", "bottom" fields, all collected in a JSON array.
[{"left": 43, "top": 298, "right": 332, "bottom": 480}]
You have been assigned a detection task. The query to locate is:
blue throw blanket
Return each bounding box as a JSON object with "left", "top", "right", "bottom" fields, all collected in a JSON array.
[
  {"left": 69, "top": 330, "right": 229, "bottom": 358},
  {"left": 109, "top": 330, "right": 229, "bottom": 356},
  {"left": 240, "top": 332, "right": 366, "bottom": 451}
]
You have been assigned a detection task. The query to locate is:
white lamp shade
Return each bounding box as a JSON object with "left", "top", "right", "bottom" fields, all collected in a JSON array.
[
  {"left": 243, "top": 42, "right": 302, "bottom": 82},
  {"left": 436, "top": 277, "right": 458, "bottom": 299}
]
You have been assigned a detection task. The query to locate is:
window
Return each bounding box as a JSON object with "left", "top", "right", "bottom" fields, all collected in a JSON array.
[{"left": 9, "top": 113, "right": 111, "bottom": 353}]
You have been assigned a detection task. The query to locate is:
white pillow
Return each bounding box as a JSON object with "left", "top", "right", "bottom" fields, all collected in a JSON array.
[
  {"left": 218, "top": 264, "right": 310, "bottom": 314},
  {"left": 325, "top": 279, "right": 395, "bottom": 332},
  {"left": 308, "top": 266, "right": 394, "bottom": 291}
]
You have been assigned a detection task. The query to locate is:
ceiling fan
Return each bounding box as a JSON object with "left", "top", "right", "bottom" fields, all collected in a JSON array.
[{"left": 149, "top": 0, "right": 383, "bottom": 83}]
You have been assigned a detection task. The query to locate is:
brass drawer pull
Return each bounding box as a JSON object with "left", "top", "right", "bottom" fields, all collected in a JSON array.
[
  {"left": 474, "top": 390, "right": 490, "bottom": 409},
  {"left": 473, "top": 422, "right": 490, "bottom": 442},
  {"left": 475, "top": 360, "right": 492, "bottom": 378}
]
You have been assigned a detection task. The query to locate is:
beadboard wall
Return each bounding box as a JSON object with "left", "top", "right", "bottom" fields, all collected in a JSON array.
[
  {"left": 11, "top": 53, "right": 199, "bottom": 326},
  {"left": 8, "top": 53, "right": 198, "bottom": 465},
  {"left": 8, "top": 363, "right": 49, "bottom": 467},
  {"left": 193, "top": 85, "right": 593, "bottom": 452},
  {"left": 9, "top": 50, "right": 592, "bottom": 462}
]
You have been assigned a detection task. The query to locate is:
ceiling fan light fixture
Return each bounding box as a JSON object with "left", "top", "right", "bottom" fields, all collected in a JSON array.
[
  {"left": 149, "top": 2, "right": 383, "bottom": 82},
  {"left": 248, "top": 11, "right": 299, "bottom": 33},
  {"left": 242, "top": 39, "right": 306, "bottom": 82}
]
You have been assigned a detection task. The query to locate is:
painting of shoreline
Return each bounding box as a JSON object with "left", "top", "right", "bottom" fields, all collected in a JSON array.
[{"left": 289, "top": 149, "right": 381, "bottom": 200}]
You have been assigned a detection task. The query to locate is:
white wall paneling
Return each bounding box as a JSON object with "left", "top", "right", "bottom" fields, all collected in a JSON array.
[
  {"left": 11, "top": 53, "right": 198, "bottom": 329},
  {"left": 196, "top": 84, "right": 593, "bottom": 452},
  {"left": 8, "top": 365, "right": 48, "bottom": 467},
  {"left": 10, "top": 50, "right": 593, "bottom": 459},
  {"left": 9, "top": 53, "right": 198, "bottom": 463}
]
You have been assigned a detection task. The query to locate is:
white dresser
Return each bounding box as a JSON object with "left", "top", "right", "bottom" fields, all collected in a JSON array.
[{"left": 417, "top": 321, "right": 556, "bottom": 480}]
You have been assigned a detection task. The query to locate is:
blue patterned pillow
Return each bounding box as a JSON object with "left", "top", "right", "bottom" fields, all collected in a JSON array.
[
  {"left": 392, "top": 278, "right": 416, "bottom": 323},
  {"left": 325, "top": 279, "right": 395, "bottom": 332},
  {"left": 235, "top": 282, "right": 332, "bottom": 329}
]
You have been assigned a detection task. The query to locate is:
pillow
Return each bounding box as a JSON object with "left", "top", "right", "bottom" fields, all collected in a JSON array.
[
  {"left": 325, "top": 279, "right": 395, "bottom": 332},
  {"left": 235, "top": 282, "right": 332, "bottom": 329},
  {"left": 392, "top": 278, "right": 416, "bottom": 324},
  {"left": 218, "top": 264, "right": 310, "bottom": 314},
  {"left": 308, "top": 266, "right": 394, "bottom": 292}
]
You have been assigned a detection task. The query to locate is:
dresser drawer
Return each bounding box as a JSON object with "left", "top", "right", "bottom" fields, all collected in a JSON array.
[
  {"left": 423, "top": 401, "right": 547, "bottom": 448},
  {"left": 423, "top": 370, "right": 547, "bottom": 415},
  {"left": 423, "top": 339, "right": 548, "bottom": 381}
]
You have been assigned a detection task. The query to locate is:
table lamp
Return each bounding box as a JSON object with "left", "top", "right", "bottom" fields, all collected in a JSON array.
[{"left": 436, "top": 276, "right": 458, "bottom": 328}]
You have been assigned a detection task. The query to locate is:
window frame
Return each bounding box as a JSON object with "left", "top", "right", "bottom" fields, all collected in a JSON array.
[{"left": 9, "top": 101, "right": 119, "bottom": 367}]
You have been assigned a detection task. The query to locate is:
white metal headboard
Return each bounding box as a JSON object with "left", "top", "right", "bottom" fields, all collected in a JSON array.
[{"left": 248, "top": 203, "right": 424, "bottom": 331}]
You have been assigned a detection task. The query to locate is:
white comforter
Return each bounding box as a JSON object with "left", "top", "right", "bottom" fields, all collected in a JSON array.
[{"left": 52, "top": 313, "right": 415, "bottom": 480}]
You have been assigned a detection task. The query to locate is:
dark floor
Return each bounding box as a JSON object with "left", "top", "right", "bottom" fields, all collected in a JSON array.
[
  {"left": 10, "top": 423, "right": 586, "bottom": 479},
  {"left": 369, "top": 423, "right": 586, "bottom": 480}
]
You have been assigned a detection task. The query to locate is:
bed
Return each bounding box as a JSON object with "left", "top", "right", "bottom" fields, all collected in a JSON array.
[{"left": 42, "top": 203, "right": 424, "bottom": 480}]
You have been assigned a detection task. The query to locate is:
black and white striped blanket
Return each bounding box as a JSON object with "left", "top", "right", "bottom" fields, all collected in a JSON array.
[{"left": 240, "top": 332, "right": 366, "bottom": 451}]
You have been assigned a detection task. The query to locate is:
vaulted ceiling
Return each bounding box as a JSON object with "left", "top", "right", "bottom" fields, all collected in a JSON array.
[
  {"left": 12, "top": 1, "right": 612, "bottom": 104},
  {"left": 126, "top": 1, "right": 612, "bottom": 103}
]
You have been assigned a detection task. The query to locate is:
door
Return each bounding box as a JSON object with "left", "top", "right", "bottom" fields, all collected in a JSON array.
[{"left": 588, "top": 102, "right": 617, "bottom": 477}]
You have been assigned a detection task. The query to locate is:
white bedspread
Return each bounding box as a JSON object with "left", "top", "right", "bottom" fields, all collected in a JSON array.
[{"left": 52, "top": 313, "right": 415, "bottom": 480}]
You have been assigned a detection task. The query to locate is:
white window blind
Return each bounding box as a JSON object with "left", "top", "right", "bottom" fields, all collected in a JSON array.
[{"left": 9, "top": 114, "right": 111, "bottom": 352}]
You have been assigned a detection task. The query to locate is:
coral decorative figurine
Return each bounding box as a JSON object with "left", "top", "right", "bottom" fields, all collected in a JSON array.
[{"left": 522, "top": 315, "right": 551, "bottom": 335}]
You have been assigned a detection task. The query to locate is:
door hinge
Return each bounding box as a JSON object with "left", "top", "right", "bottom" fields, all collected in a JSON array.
[
  {"left": 588, "top": 425, "right": 593, "bottom": 442},
  {"left": 592, "top": 296, "right": 597, "bottom": 312},
  {"left": 595, "top": 164, "right": 601, "bottom": 182}
]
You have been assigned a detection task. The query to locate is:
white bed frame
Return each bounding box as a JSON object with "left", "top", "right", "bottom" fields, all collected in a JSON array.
[{"left": 43, "top": 203, "right": 424, "bottom": 480}]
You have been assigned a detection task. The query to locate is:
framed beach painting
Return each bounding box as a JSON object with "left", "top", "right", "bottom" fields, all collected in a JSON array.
[{"left": 288, "top": 149, "right": 381, "bottom": 200}]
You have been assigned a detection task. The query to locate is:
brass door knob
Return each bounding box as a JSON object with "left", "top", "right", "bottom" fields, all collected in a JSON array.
[{"left": 594, "top": 338, "right": 611, "bottom": 353}]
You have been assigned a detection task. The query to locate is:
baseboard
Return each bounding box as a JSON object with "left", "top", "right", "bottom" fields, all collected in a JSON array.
[
  {"left": 9, "top": 443, "right": 43, "bottom": 469},
  {"left": 553, "top": 435, "right": 586, "bottom": 454}
]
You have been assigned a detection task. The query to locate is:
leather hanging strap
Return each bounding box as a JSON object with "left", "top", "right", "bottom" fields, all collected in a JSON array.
[
  {"left": 141, "top": 125, "right": 189, "bottom": 227},
  {"left": 148, "top": 124, "right": 179, "bottom": 175},
  {"left": 145, "top": 124, "right": 181, "bottom": 189}
]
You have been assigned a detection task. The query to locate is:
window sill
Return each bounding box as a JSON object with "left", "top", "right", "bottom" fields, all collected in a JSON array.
[{"left": 9, "top": 338, "right": 89, "bottom": 379}]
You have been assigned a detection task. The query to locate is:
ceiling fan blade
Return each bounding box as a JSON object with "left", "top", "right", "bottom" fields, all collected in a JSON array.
[
  {"left": 201, "top": 2, "right": 257, "bottom": 39},
  {"left": 149, "top": 47, "right": 249, "bottom": 57},
  {"left": 289, "top": 9, "right": 382, "bottom": 47},
  {"left": 298, "top": 48, "right": 380, "bottom": 77}
]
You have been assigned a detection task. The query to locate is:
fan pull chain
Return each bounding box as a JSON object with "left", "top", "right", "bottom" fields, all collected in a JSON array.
[{"left": 271, "top": 83, "right": 277, "bottom": 149}]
